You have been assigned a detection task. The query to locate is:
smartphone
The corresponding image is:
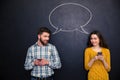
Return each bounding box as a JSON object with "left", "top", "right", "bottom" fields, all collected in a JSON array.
[
  {"left": 37, "top": 59, "right": 42, "bottom": 61},
  {"left": 97, "top": 52, "right": 102, "bottom": 56}
]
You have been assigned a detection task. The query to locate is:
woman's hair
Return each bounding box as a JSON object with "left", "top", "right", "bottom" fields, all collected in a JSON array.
[{"left": 87, "top": 30, "right": 108, "bottom": 49}]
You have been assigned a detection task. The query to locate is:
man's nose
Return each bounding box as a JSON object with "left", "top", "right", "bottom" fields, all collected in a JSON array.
[{"left": 46, "top": 37, "right": 49, "bottom": 40}]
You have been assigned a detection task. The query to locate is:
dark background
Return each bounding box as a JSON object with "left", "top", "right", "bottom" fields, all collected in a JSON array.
[{"left": 0, "top": 0, "right": 120, "bottom": 80}]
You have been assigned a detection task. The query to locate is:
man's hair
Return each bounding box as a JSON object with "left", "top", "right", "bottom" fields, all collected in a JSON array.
[{"left": 37, "top": 27, "right": 51, "bottom": 35}]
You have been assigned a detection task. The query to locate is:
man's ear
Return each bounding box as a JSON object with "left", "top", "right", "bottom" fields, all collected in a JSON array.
[{"left": 38, "top": 34, "right": 41, "bottom": 39}]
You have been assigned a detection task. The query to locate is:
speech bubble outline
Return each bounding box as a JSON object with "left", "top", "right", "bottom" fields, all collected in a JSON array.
[{"left": 49, "top": 3, "right": 93, "bottom": 34}]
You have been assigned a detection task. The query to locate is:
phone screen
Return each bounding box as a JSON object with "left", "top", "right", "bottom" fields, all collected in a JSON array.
[{"left": 97, "top": 52, "right": 102, "bottom": 56}]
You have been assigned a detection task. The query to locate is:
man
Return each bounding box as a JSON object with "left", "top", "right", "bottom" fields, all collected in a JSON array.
[{"left": 24, "top": 27, "right": 61, "bottom": 80}]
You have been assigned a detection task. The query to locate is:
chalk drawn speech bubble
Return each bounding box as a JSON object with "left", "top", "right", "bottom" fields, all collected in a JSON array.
[{"left": 49, "top": 3, "right": 92, "bottom": 34}]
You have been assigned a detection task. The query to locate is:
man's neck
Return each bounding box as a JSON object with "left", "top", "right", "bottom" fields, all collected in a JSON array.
[{"left": 37, "top": 40, "right": 43, "bottom": 46}]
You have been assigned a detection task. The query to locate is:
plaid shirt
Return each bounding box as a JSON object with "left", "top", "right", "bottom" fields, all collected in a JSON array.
[{"left": 24, "top": 42, "right": 61, "bottom": 78}]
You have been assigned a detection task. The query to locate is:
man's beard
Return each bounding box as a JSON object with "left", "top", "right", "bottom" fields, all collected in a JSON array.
[{"left": 39, "top": 38, "right": 48, "bottom": 45}]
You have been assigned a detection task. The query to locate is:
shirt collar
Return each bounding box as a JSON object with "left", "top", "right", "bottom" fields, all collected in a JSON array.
[{"left": 35, "top": 42, "right": 49, "bottom": 47}]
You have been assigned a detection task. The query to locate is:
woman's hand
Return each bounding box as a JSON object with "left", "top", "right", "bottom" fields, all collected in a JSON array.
[{"left": 97, "top": 55, "right": 104, "bottom": 61}]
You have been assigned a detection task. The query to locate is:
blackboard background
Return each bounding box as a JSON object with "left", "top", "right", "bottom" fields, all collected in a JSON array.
[{"left": 0, "top": 0, "right": 120, "bottom": 80}]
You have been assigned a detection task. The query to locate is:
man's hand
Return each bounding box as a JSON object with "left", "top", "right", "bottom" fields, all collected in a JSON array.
[
  {"left": 34, "top": 59, "right": 41, "bottom": 66},
  {"left": 40, "top": 59, "right": 49, "bottom": 66},
  {"left": 34, "top": 59, "right": 49, "bottom": 66}
]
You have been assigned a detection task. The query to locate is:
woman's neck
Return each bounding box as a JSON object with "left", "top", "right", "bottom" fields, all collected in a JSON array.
[
  {"left": 92, "top": 45, "right": 100, "bottom": 49},
  {"left": 92, "top": 45, "right": 102, "bottom": 52}
]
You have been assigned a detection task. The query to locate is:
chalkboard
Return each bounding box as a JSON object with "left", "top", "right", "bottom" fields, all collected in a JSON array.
[{"left": 1, "top": 0, "right": 120, "bottom": 80}]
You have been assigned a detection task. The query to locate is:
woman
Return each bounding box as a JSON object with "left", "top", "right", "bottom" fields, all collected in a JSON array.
[{"left": 84, "top": 31, "right": 111, "bottom": 80}]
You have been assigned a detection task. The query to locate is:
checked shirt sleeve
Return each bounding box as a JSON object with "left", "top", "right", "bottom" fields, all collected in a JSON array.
[
  {"left": 24, "top": 47, "right": 34, "bottom": 70},
  {"left": 49, "top": 46, "right": 62, "bottom": 69}
]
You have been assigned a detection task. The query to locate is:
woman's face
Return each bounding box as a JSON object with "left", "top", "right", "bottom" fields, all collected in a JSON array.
[{"left": 90, "top": 34, "right": 100, "bottom": 47}]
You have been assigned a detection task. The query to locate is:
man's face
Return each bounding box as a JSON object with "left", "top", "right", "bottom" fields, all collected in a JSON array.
[{"left": 38, "top": 32, "right": 50, "bottom": 45}]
